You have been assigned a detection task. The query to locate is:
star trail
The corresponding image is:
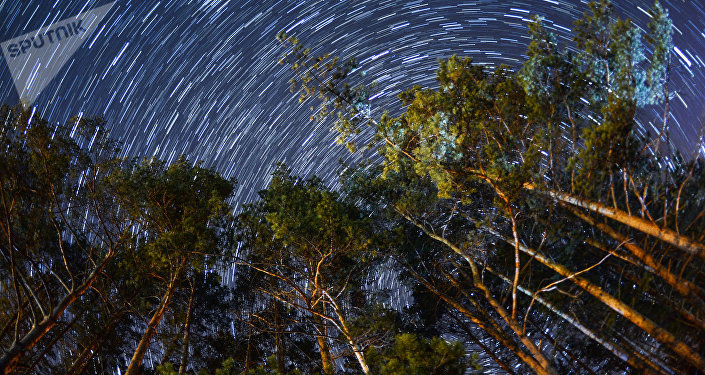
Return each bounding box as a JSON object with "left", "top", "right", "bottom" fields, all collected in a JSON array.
[{"left": 1, "top": 0, "right": 703, "bottom": 208}]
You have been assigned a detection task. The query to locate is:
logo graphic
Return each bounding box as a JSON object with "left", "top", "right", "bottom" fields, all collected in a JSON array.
[{"left": 1, "top": 2, "right": 115, "bottom": 107}]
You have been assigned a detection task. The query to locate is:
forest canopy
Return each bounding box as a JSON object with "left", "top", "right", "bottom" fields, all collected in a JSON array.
[{"left": 1, "top": 0, "right": 704, "bottom": 374}]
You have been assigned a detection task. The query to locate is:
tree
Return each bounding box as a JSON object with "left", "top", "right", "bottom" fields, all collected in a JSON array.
[
  {"left": 110, "top": 156, "right": 235, "bottom": 375},
  {"left": 236, "top": 165, "right": 380, "bottom": 374}
]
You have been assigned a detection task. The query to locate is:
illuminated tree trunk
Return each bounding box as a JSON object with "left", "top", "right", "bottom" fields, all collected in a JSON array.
[
  {"left": 411, "top": 269, "right": 550, "bottom": 374},
  {"left": 569, "top": 205, "right": 705, "bottom": 309},
  {"left": 0, "top": 253, "right": 114, "bottom": 375},
  {"left": 313, "top": 313, "right": 334, "bottom": 374},
  {"left": 527, "top": 184, "right": 705, "bottom": 261},
  {"left": 125, "top": 263, "right": 185, "bottom": 375},
  {"left": 493, "top": 230, "right": 705, "bottom": 371},
  {"left": 324, "top": 292, "right": 370, "bottom": 374},
  {"left": 485, "top": 265, "right": 670, "bottom": 375}
]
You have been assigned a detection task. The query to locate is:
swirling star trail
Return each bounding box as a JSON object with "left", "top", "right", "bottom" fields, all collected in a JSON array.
[{"left": 1, "top": 0, "right": 703, "bottom": 207}]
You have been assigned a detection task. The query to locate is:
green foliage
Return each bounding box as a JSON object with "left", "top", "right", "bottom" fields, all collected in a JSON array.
[
  {"left": 212, "top": 358, "right": 240, "bottom": 375},
  {"left": 159, "top": 358, "right": 243, "bottom": 375},
  {"left": 377, "top": 56, "right": 541, "bottom": 203},
  {"left": 246, "top": 355, "right": 304, "bottom": 375},
  {"left": 109, "top": 156, "right": 235, "bottom": 275},
  {"left": 277, "top": 32, "right": 375, "bottom": 151},
  {"left": 366, "top": 334, "right": 477, "bottom": 375},
  {"left": 0, "top": 103, "right": 127, "bottom": 372},
  {"left": 646, "top": 0, "right": 674, "bottom": 103},
  {"left": 519, "top": 1, "right": 675, "bottom": 196},
  {"left": 156, "top": 362, "right": 178, "bottom": 375},
  {"left": 262, "top": 165, "right": 372, "bottom": 258},
  {"left": 239, "top": 163, "right": 375, "bottom": 281}
]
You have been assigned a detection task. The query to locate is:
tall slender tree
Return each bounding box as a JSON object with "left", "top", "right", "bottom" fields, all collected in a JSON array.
[
  {"left": 110, "top": 156, "right": 234, "bottom": 375},
  {"left": 236, "top": 165, "right": 380, "bottom": 374}
]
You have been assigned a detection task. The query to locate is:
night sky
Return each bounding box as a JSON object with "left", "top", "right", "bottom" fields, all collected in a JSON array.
[{"left": 1, "top": 0, "right": 703, "bottom": 208}]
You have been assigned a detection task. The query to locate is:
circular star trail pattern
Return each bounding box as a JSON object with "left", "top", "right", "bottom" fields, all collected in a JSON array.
[{"left": 0, "top": 0, "right": 704, "bottom": 209}]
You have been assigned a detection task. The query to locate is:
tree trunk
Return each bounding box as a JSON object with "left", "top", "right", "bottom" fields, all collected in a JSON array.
[
  {"left": 409, "top": 267, "right": 551, "bottom": 375},
  {"left": 313, "top": 313, "right": 334, "bottom": 374},
  {"left": 125, "top": 264, "right": 185, "bottom": 375},
  {"left": 492, "top": 229, "right": 705, "bottom": 371},
  {"left": 0, "top": 253, "right": 115, "bottom": 375},
  {"left": 485, "top": 264, "right": 670, "bottom": 375},
  {"left": 570, "top": 206, "right": 705, "bottom": 309},
  {"left": 446, "top": 268, "right": 557, "bottom": 375},
  {"left": 528, "top": 184, "right": 705, "bottom": 261},
  {"left": 24, "top": 314, "right": 80, "bottom": 374},
  {"left": 324, "top": 293, "right": 370, "bottom": 375}
]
